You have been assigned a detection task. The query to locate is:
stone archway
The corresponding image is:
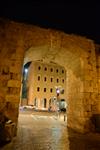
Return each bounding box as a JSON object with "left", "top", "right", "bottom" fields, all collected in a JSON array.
[
  {"left": 23, "top": 36, "right": 98, "bottom": 132},
  {"left": 0, "top": 19, "right": 99, "bottom": 134}
]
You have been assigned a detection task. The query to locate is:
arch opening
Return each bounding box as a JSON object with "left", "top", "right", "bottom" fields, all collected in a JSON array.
[
  {"left": 0, "top": 20, "right": 99, "bottom": 135},
  {"left": 21, "top": 43, "right": 86, "bottom": 132}
]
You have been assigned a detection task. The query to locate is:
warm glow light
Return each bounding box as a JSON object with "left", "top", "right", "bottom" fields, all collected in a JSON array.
[
  {"left": 56, "top": 89, "right": 60, "bottom": 94},
  {"left": 25, "top": 68, "right": 28, "bottom": 73}
]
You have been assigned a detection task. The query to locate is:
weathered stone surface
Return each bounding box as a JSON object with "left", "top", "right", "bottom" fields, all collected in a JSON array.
[
  {"left": 7, "top": 80, "right": 21, "bottom": 87},
  {"left": 0, "top": 18, "right": 99, "bottom": 134}
]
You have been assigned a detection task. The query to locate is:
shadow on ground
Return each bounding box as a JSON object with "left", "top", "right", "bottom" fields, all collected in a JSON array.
[{"left": 67, "top": 128, "right": 100, "bottom": 150}]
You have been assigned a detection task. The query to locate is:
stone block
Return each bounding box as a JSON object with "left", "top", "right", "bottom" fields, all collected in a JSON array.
[
  {"left": 91, "top": 104, "right": 98, "bottom": 113},
  {"left": 7, "top": 80, "right": 21, "bottom": 87},
  {"left": 84, "top": 81, "right": 93, "bottom": 92},
  {"left": 84, "top": 104, "right": 91, "bottom": 112},
  {"left": 7, "top": 87, "right": 20, "bottom": 95},
  {"left": 10, "top": 66, "right": 21, "bottom": 74},
  {"left": 83, "top": 112, "right": 89, "bottom": 117},
  {"left": 5, "top": 94, "right": 20, "bottom": 103}
]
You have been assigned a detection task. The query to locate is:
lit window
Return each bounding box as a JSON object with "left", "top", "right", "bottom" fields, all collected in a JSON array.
[
  {"left": 44, "top": 88, "right": 46, "bottom": 92},
  {"left": 44, "top": 77, "right": 47, "bottom": 81},
  {"left": 37, "top": 87, "right": 40, "bottom": 92}
]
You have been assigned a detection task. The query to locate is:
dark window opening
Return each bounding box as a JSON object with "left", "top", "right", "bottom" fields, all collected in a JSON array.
[
  {"left": 51, "top": 78, "right": 53, "bottom": 82},
  {"left": 50, "top": 88, "right": 53, "bottom": 93},
  {"left": 61, "top": 89, "right": 64, "bottom": 94},
  {"left": 44, "top": 67, "right": 47, "bottom": 71},
  {"left": 38, "top": 76, "right": 40, "bottom": 81},
  {"left": 62, "top": 70, "right": 64, "bottom": 73},
  {"left": 62, "top": 79, "right": 64, "bottom": 83},
  {"left": 57, "top": 78, "right": 59, "bottom": 83},
  {"left": 44, "top": 77, "right": 47, "bottom": 81},
  {"left": 50, "top": 68, "right": 53, "bottom": 72},
  {"left": 37, "top": 87, "right": 40, "bottom": 92},
  {"left": 44, "top": 88, "right": 46, "bottom": 92},
  {"left": 56, "top": 69, "right": 58, "bottom": 73},
  {"left": 44, "top": 98, "right": 47, "bottom": 108},
  {"left": 38, "top": 66, "right": 41, "bottom": 70}
]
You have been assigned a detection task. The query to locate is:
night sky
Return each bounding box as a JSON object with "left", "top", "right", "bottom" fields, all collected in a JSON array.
[{"left": 0, "top": 1, "right": 100, "bottom": 44}]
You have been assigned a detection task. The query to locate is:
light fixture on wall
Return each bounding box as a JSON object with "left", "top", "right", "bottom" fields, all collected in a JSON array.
[{"left": 25, "top": 68, "right": 28, "bottom": 73}]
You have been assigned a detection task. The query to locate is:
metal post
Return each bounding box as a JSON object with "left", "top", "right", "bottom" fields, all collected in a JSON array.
[{"left": 64, "top": 115, "right": 66, "bottom": 121}]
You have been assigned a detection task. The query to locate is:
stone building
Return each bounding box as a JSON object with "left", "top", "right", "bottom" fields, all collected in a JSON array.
[
  {"left": 25, "top": 61, "right": 66, "bottom": 111},
  {"left": 0, "top": 18, "right": 100, "bottom": 134}
]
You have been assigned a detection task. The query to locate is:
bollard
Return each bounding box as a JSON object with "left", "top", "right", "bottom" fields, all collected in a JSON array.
[{"left": 64, "top": 115, "right": 66, "bottom": 121}]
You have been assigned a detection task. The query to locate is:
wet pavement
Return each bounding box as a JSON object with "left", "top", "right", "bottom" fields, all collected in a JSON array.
[{"left": 1, "top": 109, "right": 100, "bottom": 150}]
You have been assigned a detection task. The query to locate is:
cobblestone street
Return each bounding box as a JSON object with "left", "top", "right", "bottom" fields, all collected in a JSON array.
[{"left": 1, "top": 109, "right": 100, "bottom": 150}]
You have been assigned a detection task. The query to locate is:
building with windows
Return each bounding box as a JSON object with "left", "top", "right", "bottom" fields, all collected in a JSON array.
[{"left": 27, "top": 60, "right": 66, "bottom": 110}]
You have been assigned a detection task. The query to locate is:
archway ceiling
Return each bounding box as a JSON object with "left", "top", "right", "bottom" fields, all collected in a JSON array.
[{"left": 24, "top": 45, "right": 82, "bottom": 78}]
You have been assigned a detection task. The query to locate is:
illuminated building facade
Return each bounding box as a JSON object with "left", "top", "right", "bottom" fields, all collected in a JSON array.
[{"left": 27, "top": 61, "right": 66, "bottom": 110}]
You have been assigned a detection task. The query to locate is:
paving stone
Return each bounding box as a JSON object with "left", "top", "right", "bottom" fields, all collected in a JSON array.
[{"left": 1, "top": 110, "right": 100, "bottom": 150}]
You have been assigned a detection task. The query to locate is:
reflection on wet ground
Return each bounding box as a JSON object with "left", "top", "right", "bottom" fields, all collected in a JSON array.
[{"left": 1, "top": 110, "right": 100, "bottom": 150}]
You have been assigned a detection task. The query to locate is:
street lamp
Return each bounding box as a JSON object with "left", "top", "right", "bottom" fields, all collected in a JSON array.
[
  {"left": 55, "top": 86, "right": 61, "bottom": 100},
  {"left": 56, "top": 88, "right": 60, "bottom": 95},
  {"left": 55, "top": 86, "right": 61, "bottom": 113},
  {"left": 24, "top": 68, "right": 28, "bottom": 81},
  {"left": 55, "top": 86, "right": 64, "bottom": 110},
  {"left": 25, "top": 68, "right": 28, "bottom": 74}
]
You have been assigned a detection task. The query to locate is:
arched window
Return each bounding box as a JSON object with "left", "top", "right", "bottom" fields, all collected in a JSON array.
[
  {"left": 62, "top": 70, "right": 64, "bottom": 73},
  {"left": 51, "top": 78, "right": 53, "bottom": 82},
  {"left": 56, "top": 69, "right": 58, "bottom": 73},
  {"left": 44, "top": 67, "right": 47, "bottom": 71},
  {"left": 38, "top": 76, "right": 40, "bottom": 81},
  {"left": 50, "top": 88, "right": 53, "bottom": 93},
  {"left": 50, "top": 68, "right": 53, "bottom": 72},
  {"left": 44, "top": 88, "right": 46, "bottom": 92},
  {"left": 38, "top": 66, "right": 41, "bottom": 70},
  {"left": 62, "top": 79, "right": 64, "bottom": 83},
  {"left": 34, "top": 98, "right": 38, "bottom": 107},
  {"left": 44, "top": 77, "right": 47, "bottom": 81},
  {"left": 37, "top": 87, "right": 40, "bottom": 92},
  {"left": 44, "top": 98, "right": 47, "bottom": 108},
  {"left": 49, "top": 99, "right": 52, "bottom": 106},
  {"left": 57, "top": 78, "right": 59, "bottom": 83}
]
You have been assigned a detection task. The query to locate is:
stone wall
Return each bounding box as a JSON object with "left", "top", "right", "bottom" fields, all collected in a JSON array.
[
  {"left": 0, "top": 18, "right": 99, "bottom": 134},
  {"left": 95, "top": 45, "right": 100, "bottom": 112},
  {"left": 0, "top": 19, "right": 24, "bottom": 127}
]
